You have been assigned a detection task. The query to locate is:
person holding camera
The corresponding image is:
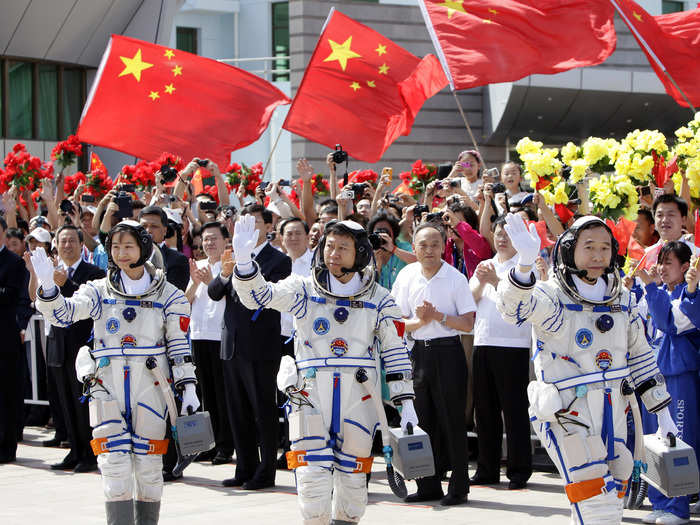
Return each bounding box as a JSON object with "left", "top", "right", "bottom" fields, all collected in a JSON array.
[
  {"left": 447, "top": 150, "right": 483, "bottom": 200},
  {"left": 441, "top": 202, "right": 492, "bottom": 279},
  {"left": 368, "top": 212, "right": 416, "bottom": 289},
  {"left": 139, "top": 206, "right": 189, "bottom": 292}
]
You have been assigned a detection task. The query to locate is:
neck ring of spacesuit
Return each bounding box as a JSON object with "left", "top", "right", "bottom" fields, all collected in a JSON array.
[
  {"left": 311, "top": 219, "right": 377, "bottom": 299},
  {"left": 552, "top": 216, "right": 622, "bottom": 306}
]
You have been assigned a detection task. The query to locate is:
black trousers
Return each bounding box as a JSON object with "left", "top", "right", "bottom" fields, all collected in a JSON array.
[
  {"left": 0, "top": 334, "right": 23, "bottom": 458},
  {"left": 412, "top": 339, "right": 469, "bottom": 497},
  {"left": 51, "top": 358, "right": 93, "bottom": 463},
  {"left": 191, "top": 339, "right": 234, "bottom": 456},
  {"left": 222, "top": 355, "right": 280, "bottom": 484},
  {"left": 473, "top": 345, "right": 532, "bottom": 483}
]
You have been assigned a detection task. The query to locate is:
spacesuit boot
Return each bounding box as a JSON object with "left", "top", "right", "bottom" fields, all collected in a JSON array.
[
  {"left": 331, "top": 520, "right": 356, "bottom": 524},
  {"left": 105, "top": 500, "right": 134, "bottom": 525},
  {"left": 134, "top": 500, "right": 160, "bottom": 525}
]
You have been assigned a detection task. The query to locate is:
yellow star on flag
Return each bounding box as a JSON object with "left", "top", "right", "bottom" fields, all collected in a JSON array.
[
  {"left": 484, "top": 19, "right": 493, "bottom": 24},
  {"left": 148, "top": 91, "right": 160, "bottom": 101},
  {"left": 164, "top": 83, "right": 175, "bottom": 95},
  {"left": 164, "top": 49, "right": 175, "bottom": 59},
  {"left": 375, "top": 44, "right": 387, "bottom": 56},
  {"left": 366, "top": 80, "right": 376, "bottom": 88},
  {"left": 118, "top": 49, "right": 153, "bottom": 82},
  {"left": 633, "top": 11, "right": 643, "bottom": 22},
  {"left": 378, "top": 63, "right": 389, "bottom": 75},
  {"left": 438, "top": 0, "right": 466, "bottom": 19},
  {"left": 350, "top": 81, "right": 361, "bottom": 92},
  {"left": 172, "top": 65, "right": 183, "bottom": 77},
  {"left": 488, "top": 8, "right": 498, "bottom": 15},
  {"left": 324, "top": 37, "right": 361, "bottom": 71}
]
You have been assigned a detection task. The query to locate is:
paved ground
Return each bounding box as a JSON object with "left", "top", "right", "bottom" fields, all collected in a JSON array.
[{"left": 2, "top": 426, "right": 698, "bottom": 524}]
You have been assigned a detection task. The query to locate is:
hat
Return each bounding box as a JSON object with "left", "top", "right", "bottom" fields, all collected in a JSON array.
[
  {"left": 30, "top": 215, "right": 52, "bottom": 230},
  {"left": 27, "top": 227, "right": 52, "bottom": 244},
  {"left": 163, "top": 207, "right": 183, "bottom": 225}
]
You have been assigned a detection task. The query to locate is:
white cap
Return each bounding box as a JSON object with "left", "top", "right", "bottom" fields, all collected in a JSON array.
[
  {"left": 27, "top": 227, "right": 52, "bottom": 244},
  {"left": 164, "top": 207, "right": 183, "bottom": 225}
]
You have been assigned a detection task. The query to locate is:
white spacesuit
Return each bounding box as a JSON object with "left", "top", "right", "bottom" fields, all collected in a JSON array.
[
  {"left": 32, "top": 221, "right": 198, "bottom": 525},
  {"left": 497, "top": 215, "right": 674, "bottom": 525},
  {"left": 231, "top": 217, "right": 416, "bottom": 525}
]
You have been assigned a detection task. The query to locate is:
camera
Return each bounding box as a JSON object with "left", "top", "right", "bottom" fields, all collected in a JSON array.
[
  {"left": 199, "top": 200, "right": 217, "bottom": 212},
  {"left": 81, "top": 194, "right": 95, "bottom": 203},
  {"left": 350, "top": 183, "right": 368, "bottom": 199},
  {"left": 266, "top": 231, "right": 277, "bottom": 242},
  {"left": 59, "top": 199, "right": 74, "bottom": 215},
  {"left": 414, "top": 204, "right": 429, "bottom": 217},
  {"left": 426, "top": 212, "right": 445, "bottom": 223},
  {"left": 483, "top": 167, "right": 500, "bottom": 181},
  {"left": 220, "top": 205, "right": 236, "bottom": 219},
  {"left": 332, "top": 144, "right": 348, "bottom": 164},
  {"left": 368, "top": 233, "right": 383, "bottom": 251},
  {"left": 491, "top": 182, "right": 507, "bottom": 194},
  {"left": 114, "top": 191, "right": 133, "bottom": 220},
  {"left": 437, "top": 179, "right": 460, "bottom": 190},
  {"left": 116, "top": 183, "right": 135, "bottom": 193},
  {"left": 160, "top": 162, "right": 178, "bottom": 184},
  {"left": 195, "top": 158, "right": 209, "bottom": 167},
  {"left": 437, "top": 162, "right": 453, "bottom": 180}
]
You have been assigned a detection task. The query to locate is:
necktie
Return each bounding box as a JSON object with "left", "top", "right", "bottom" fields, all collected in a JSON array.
[{"left": 68, "top": 267, "right": 74, "bottom": 279}]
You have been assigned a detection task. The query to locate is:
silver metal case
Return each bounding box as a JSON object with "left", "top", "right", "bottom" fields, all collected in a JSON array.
[
  {"left": 642, "top": 433, "right": 699, "bottom": 498},
  {"left": 175, "top": 410, "right": 215, "bottom": 457},
  {"left": 388, "top": 425, "right": 435, "bottom": 480}
]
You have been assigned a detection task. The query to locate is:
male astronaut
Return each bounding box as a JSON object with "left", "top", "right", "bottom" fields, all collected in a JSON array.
[
  {"left": 30, "top": 220, "right": 200, "bottom": 525},
  {"left": 497, "top": 214, "right": 677, "bottom": 525},
  {"left": 230, "top": 215, "right": 418, "bottom": 525}
]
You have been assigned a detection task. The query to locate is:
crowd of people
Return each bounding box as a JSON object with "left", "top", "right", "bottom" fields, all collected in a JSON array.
[{"left": 0, "top": 147, "right": 699, "bottom": 525}]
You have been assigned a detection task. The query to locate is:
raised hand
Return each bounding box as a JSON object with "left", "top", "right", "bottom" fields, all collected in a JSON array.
[
  {"left": 297, "top": 158, "right": 314, "bottom": 182},
  {"left": 233, "top": 214, "right": 259, "bottom": 266},
  {"left": 503, "top": 213, "right": 540, "bottom": 268},
  {"left": 29, "top": 247, "right": 56, "bottom": 292}
]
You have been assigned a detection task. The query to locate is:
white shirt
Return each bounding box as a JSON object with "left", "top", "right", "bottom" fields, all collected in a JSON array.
[
  {"left": 60, "top": 258, "right": 82, "bottom": 278},
  {"left": 120, "top": 269, "right": 151, "bottom": 295},
  {"left": 281, "top": 250, "right": 313, "bottom": 337},
  {"left": 460, "top": 177, "right": 483, "bottom": 200},
  {"left": 252, "top": 241, "right": 269, "bottom": 259},
  {"left": 392, "top": 261, "right": 476, "bottom": 340},
  {"left": 330, "top": 272, "right": 363, "bottom": 296},
  {"left": 572, "top": 275, "right": 607, "bottom": 302},
  {"left": 470, "top": 254, "right": 532, "bottom": 348},
  {"left": 190, "top": 259, "right": 226, "bottom": 341}
]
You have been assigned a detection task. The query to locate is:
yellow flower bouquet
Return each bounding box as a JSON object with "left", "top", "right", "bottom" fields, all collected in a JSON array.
[
  {"left": 515, "top": 137, "right": 562, "bottom": 191},
  {"left": 614, "top": 129, "right": 668, "bottom": 185},
  {"left": 588, "top": 173, "right": 640, "bottom": 221}
]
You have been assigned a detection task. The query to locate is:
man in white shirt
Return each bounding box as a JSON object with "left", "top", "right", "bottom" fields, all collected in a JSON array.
[
  {"left": 392, "top": 222, "right": 476, "bottom": 506},
  {"left": 469, "top": 217, "right": 533, "bottom": 490},
  {"left": 185, "top": 221, "right": 233, "bottom": 465},
  {"left": 645, "top": 195, "right": 697, "bottom": 266}
]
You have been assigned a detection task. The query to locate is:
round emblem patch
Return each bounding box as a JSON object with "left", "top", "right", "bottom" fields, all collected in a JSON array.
[
  {"left": 122, "top": 307, "right": 137, "bottom": 322},
  {"left": 330, "top": 338, "right": 349, "bottom": 357},
  {"left": 120, "top": 334, "right": 137, "bottom": 348},
  {"left": 595, "top": 350, "right": 613, "bottom": 370},
  {"left": 575, "top": 328, "right": 593, "bottom": 349},
  {"left": 106, "top": 317, "right": 120, "bottom": 334},
  {"left": 313, "top": 317, "right": 330, "bottom": 335},
  {"left": 334, "top": 307, "right": 349, "bottom": 324}
]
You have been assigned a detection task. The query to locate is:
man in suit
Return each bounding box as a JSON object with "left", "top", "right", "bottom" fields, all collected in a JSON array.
[
  {"left": 48, "top": 224, "right": 105, "bottom": 472},
  {"left": 0, "top": 216, "right": 30, "bottom": 463},
  {"left": 209, "top": 204, "right": 291, "bottom": 489},
  {"left": 139, "top": 205, "right": 189, "bottom": 291}
]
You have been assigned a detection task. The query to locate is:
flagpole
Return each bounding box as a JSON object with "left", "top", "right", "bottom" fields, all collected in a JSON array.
[
  {"left": 451, "top": 89, "right": 484, "bottom": 164},
  {"left": 263, "top": 127, "right": 283, "bottom": 178},
  {"left": 608, "top": 0, "right": 696, "bottom": 115}
]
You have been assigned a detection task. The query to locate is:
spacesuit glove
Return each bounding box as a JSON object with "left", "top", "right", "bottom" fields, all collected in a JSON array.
[
  {"left": 277, "top": 355, "right": 298, "bottom": 392},
  {"left": 233, "top": 214, "right": 259, "bottom": 273},
  {"left": 180, "top": 383, "right": 200, "bottom": 416},
  {"left": 30, "top": 247, "right": 57, "bottom": 295},
  {"left": 503, "top": 213, "right": 540, "bottom": 268},
  {"left": 399, "top": 399, "right": 419, "bottom": 433},
  {"left": 656, "top": 407, "right": 679, "bottom": 439}
]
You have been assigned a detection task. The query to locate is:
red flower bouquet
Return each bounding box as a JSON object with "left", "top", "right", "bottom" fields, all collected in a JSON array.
[
  {"left": 400, "top": 159, "right": 437, "bottom": 194},
  {"left": 224, "top": 161, "right": 263, "bottom": 196},
  {"left": 298, "top": 173, "right": 330, "bottom": 196},
  {"left": 1, "top": 143, "right": 54, "bottom": 193},
  {"left": 51, "top": 135, "right": 83, "bottom": 171},
  {"left": 86, "top": 169, "right": 114, "bottom": 199},
  {"left": 64, "top": 171, "right": 87, "bottom": 195}
]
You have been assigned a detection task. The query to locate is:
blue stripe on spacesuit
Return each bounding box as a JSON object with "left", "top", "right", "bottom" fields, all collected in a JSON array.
[
  {"left": 290, "top": 285, "right": 308, "bottom": 319},
  {"left": 568, "top": 459, "right": 607, "bottom": 472},
  {"left": 291, "top": 436, "right": 326, "bottom": 444},
  {"left": 309, "top": 296, "right": 377, "bottom": 309},
  {"left": 545, "top": 424, "right": 585, "bottom": 523},
  {"left": 631, "top": 361, "right": 659, "bottom": 383},
  {"left": 563, "top": 304, "right": 629, "bottom": 313},
  {"left": 124, "top": 366, "right": 132, "bottom": 432},
  {"left": 93, "top": 419, "right": 121, "bottom": 429},
  {"left": 601, "top": 389, "right": 615, "bottom": 461},
  {"left": 542, "top": 302, "right": 563, "bottom": 331},
  {"left": 344, "top": 419, "right": 371, "bottom": 435},
  {"left": 330, "top": 373, "right": 341, "bottom": 447},
  {"left": 250, "top": 286, "right": 272, "bottom": 307},
  {"left": 137, "top": 402, "right": 166, "bottom": 420},
  {"left": 629, "top": 350, "right": 654, "bottom": 363}
]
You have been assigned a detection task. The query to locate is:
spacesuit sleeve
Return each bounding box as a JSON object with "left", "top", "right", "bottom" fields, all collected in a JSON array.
[
  {"left": 645, "top": 282, "right": 700, "bottom": 335},
  {"left": 496, "top": 269, "right": 564, "bottom": 334},
  {"left": 375, "top": 292, "right": 415, "bottom": 405},
  {"left": 35, "top": 280, "right": 103, "bottom": 328},
  {"left": 625, "top": 291, "right": 671, "bottom": 413},
  {"left": 233, "top": 263, "right": 309, "bottom": 319},
  {"left": 162, "top": 287, "right": 197, "bottom": 388}
]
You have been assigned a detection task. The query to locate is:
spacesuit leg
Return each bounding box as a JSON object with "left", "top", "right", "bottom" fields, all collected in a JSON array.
[
  {"left": 296, "top": 465, "right": 333, "bottom": 525},
  {"left": 332, "top": 470, "right": 367, "bottom": 523}
]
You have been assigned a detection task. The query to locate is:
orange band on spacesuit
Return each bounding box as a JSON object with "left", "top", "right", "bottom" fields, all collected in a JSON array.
[
  {"left": 286, "top": 450, "right": 309, "bottom": 469},
  {"left": 147, "top": 439, "right": 169, "bottom": 455},
  {"left": 565, "top": 477, "right": 606, "bottom": 503},
  {"left": 352, "top": 456, "right": 374, "bottom": 473},
  {"left": 617, "top": 481, "right": 627, "bottom": 498},
  {"left": 90, "top": 437, "right": 108, "bottom": 455}
]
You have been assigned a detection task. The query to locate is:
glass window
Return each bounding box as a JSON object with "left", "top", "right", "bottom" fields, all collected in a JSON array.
[
  {"left": 38, "top": 64, "right": 58, "bottom": 140},
  {"left": 8, "top": 61, "right": 33, "bottom": 139},
  {"left": 62, "top": 68, "right": 82, "bottom": 137},
  {"left": 272, "top": 2, "right": 289, "bottom": 81},
  {"left": 662, "top": 1, "right": 684, "bottom": 13},
  {"left": 176, "top": 27, "right": 198, "bottom": 55}
]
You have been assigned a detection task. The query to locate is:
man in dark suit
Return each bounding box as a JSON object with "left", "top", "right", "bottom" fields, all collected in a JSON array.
[
  {"left": 209, "top": 204, "right": 291, "bottom": 489},
  {"left": 139, "top": 205, "right": 189, "bottom": 291},
  {"left": 0, "top": 216, "right": 30, "bottom": 463},
  {"left": 48, "top": 225, "right": 105, "bottom": 472}
]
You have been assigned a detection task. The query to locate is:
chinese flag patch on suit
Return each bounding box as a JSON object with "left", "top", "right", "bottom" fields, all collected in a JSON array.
[
  {"left": 283, "top": 9, "right": 447, "bottom": 163},
  {"left": 78, "top": 35, "right": 290, "bottom": 167}
]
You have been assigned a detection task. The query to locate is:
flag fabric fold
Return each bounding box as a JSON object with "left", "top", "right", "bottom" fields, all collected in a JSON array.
[
  {"left": 612, "top": 0, "right": 700, "bottom": 108},
  {"left": 418, "top": 0, "right": 617, "bottom": 91},
  {"left": 78, "top": 35, "right": 290, "bottom": 167},
  {"left": 282, "top": 10, "right": 447, "bottom": 163}
]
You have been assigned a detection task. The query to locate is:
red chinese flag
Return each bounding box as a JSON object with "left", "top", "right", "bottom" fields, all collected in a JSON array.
[
  {"left": 530, "top": 221, "right": 555, "bottom": 250},
  {"left": 418, "top": 0, "right": 616, "bottom": 90},
  {"left": 78, "top": 35, "right": 290, "bottom": 167},
  {"left": 695, "top": 210, "right": 700, "bottom": 249},
  {"left": 606, "top": 217, "right": 637, "bottom": 256},
  {"left": 612, "top": 0, "right": 700, "bottom": 107},
  {"left": 90, "top": 152, "right": 108, "bottom": 176},
  {"left": 283, "top": 10, "right": 447, "bottom": 163},
  {"left": 627, "top": 238, "right": 646, "bottom": 261}
]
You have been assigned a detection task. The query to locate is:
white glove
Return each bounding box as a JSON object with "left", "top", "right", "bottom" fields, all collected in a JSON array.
[
  {"left": 277, "top": 355, "right": 299, "bottom": 392},
  {"left": 233, "top": 214, "right": 259, "bottom": 274},
  {"left": 180, "top": 383, "right": 201, "bottom": 415},
  {"left": 503, "top": 213, "right": 541, "bottom": 269},
  {"left": 30, "top": 247, "right": 57, "bottom": 295},
  {"left": 75, "top": 346, "right": 96, "bottom": 383},
  {"left": 399, "top": 399, "right": 419, "bottom": 433},
  {"left": 527, "top": 381, "right": 563, "bottom": 421},
  {"left": 656, "top": 407, "right": 679, "bottom": 438}
]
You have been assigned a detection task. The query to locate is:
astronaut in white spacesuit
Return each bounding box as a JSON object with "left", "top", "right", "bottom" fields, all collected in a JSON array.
[
  {"left": 230, "top": 216, "right": 418, "bottom": 525},
  {"left": 497, "top": 214, "right": 678, "bottom": 525},
  {"left": 31, "top": 220, "right": 200, "bottom": 525}
]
